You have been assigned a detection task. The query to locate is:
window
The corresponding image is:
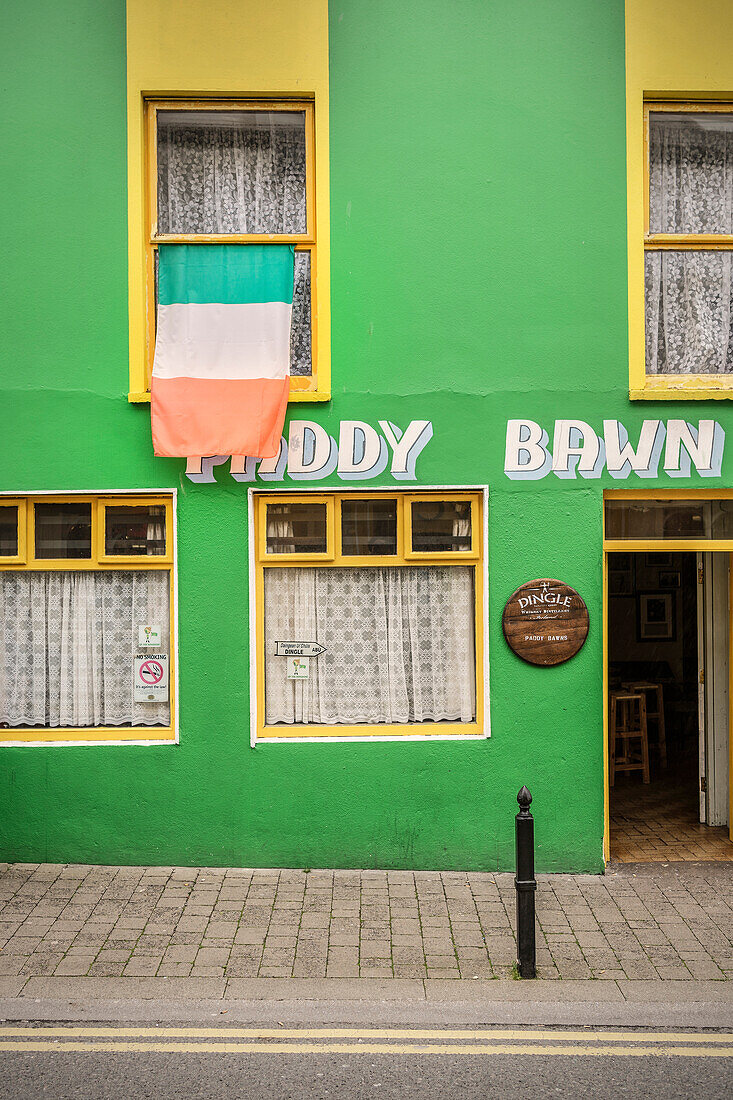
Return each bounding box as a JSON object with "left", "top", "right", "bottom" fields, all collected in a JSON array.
[
  {"left": 254, "top": 492, "right": 485, "bottom": 740},
  {"left": 140, "top": 99, "right": 322, "bottom": 400},
  {"left": 0, "top": 495, "right": 175, "bottom": 744},
  {"left": 642, "top": 102, "right": 733, "bottom": 393}
]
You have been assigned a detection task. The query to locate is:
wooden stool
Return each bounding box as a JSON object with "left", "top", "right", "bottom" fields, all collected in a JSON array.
[
  {"left": 610, "top": 691, "right": 650, "bottom": 786},
  {"left": 622, "top": 681, "right": 667, "bottom": 768}
]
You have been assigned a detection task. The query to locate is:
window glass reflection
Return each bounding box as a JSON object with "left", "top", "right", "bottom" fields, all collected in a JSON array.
[
  {"left": 105, "top": 506, "right": 166, "bottom": 556},
  {"left": 605, "top": 500, "right": 733, "bottom": 539},
  {"left": 0, "top": 506, "right": 18, "bottom": 556},
  {"left": 341, "top": 500, "right": 397, "bottom": 556},
  {"left": 411, "top": 501, "right": 472, "bottom": 553},
  {"left": 266, "top": 503, "right": 327, "bottom": 554},
  {"left": 35, "top": 504, "right": 92, "bottom": 559}
]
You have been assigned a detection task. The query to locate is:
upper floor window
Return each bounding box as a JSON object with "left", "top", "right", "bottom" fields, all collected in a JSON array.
[
  {"left": 645, "top": 103, "right": 733, "bottom": 379},
  {"left": 144, "top": 99, "right": 318, "bottom": 394}
]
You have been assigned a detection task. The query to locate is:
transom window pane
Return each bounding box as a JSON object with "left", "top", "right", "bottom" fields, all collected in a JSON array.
[
  {"left": 105, "top": 506, "right": 166, "bottom": 556},
  {"left": 0, "top": 506, "right": 18, "bottom": 555},
  {"left": 411, "top": 501, "right": 472, "bottom": 553},
  {"left": 264, "top": 566, "right": 476, "bottom": 726},
  {"left": 35, "top": 504, "right": 91, "bottom": 559},
  {"left": 341, "top": 500, "right": 397, "bottom": 556},
  {"left": 605, "top": 499, "right": 733, "bottom": 540},
  {"left": 649, "top": 112, "right": 733, "bottom": 234},
  {"left": 266, "top": 503, "right": 327, "bottom": 555},
  {"left": 157, "top": 109, "right": 307, "bottom": 235}
]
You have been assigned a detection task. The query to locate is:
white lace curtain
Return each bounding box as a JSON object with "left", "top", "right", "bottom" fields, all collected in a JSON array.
[
  {"left": 157, "top": 112, "right": 311, "bottom": 376},
  {"left": 264, "top": 567, "right": 476, "bottom": 726},
  {"left": 647, "top": 115, "right": 733, "bottom": 374},
  {"left": 157, "top": 113, "right": 307, "bottom": 235},
  {"left": 0, "top": 571, "right": 170, "bottom": 729}
]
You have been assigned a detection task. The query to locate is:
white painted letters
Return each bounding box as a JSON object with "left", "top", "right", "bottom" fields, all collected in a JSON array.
[
  {"left": 184, "top": 419, "right": 433, "bottom": 483},
  {"left": 504, "top": 418, "right": 725, "bottom": 482},
  {"left": 337, "top": 421, "right": 388, "bottom": 480},
  {"left": 378, "top": 420, "right": 434, "bottom": 480},
  {"left": 288, "top": 421, "right": 339, "bottom": 480},
  {"left": 663, "top": 420, "right": 725, "bottom": 478},
  {"left": 552, "top": 420, "right": 605, "bottom": 479},
  {"left": 504, "top": 420, "right": 552, "bottom": 480}
]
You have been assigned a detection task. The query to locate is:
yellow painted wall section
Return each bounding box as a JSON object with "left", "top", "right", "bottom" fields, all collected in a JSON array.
[
  {"left": 626, "top": 0, "right": 733, "bottom": 399},
  {"left": 126, "top": 0, "right": 330, "bottom": 400}
]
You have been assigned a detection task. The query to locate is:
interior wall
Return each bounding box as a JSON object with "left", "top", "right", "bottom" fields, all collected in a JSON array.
[{"left": 609, "top": 553, "right": 689, "bottom": 681}]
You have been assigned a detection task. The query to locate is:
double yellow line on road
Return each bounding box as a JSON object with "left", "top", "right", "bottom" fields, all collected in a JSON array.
[{"left": 0, "top": 1027, "right": 731, "bottom": 1057}]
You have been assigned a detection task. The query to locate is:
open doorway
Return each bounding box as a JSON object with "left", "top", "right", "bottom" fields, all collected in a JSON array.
[{"left": 608, "top": 550, "right": 733, "bottom": 862}]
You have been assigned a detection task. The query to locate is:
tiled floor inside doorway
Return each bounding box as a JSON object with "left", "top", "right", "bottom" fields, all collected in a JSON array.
[{"left": 611, "top": 776, "right": 733, "bottom": 862}]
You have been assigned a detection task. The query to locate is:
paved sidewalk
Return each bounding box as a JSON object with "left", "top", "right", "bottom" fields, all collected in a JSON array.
[{"left": 0, "top": 861, "right": 731, "bottom": 987}]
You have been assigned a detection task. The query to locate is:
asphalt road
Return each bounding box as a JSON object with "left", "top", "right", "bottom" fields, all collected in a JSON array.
[{"left": 0, "top": 1026, "right": 731, "bottom": 1099}]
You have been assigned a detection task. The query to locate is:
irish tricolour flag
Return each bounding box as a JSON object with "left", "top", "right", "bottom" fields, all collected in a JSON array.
[{"left": 151, "top": 244, "right": 294, "bottom": 459}]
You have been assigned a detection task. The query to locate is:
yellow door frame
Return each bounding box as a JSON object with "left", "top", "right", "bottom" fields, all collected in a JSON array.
[{"left": 603, "top": 488, "right": 733, "bottom": 862}]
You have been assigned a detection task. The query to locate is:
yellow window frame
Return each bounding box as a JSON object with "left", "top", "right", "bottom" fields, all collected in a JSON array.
[
  {"left": 0, "top": 499, "right": 27, "bottom": 565},
  {"left": 631, "top": 100, "right": 733, "bottom": 400},
  {"left": 0, "top": 494, "right": 176, "bottom": 744},
  {"left": 253, "top": 490, "right": 485, "bottom": 741},
  {"left": 129, "top": 97, "right": 329, "bottom": 404},
  {"left": 403, "top": 493, "right": 479, "bottom": 561},
  {"left": 260, "top": 494, "right": 335, "bottom": 563}
]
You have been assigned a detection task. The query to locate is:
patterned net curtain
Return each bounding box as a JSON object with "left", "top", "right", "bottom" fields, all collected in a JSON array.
[
  {"left": 264, "top": 566, "right": 476, "bottom": 726},
  {"left": 157, "top": 112, "right": 311, "bottom": 376},
  {"left": 0, "top": 571, "right": 170, "bottom": 728},
  {"left": 646, "top": 114, "right": 733, "bottom": 374}
]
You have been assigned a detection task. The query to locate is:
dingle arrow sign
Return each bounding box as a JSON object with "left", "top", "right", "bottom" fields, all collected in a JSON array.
[{"left": 274, "top": 641, "right": 326, "bottom": 657}]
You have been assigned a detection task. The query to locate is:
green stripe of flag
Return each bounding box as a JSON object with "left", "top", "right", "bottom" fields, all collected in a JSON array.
[{"left": 158, "top": 244, "right": 295, "bottom": 306}]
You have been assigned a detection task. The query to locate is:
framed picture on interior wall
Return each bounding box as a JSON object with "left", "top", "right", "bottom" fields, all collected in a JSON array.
[
  {"left": 637, "top": 591, "right": 676, "bottom": 642},
  {"left": 645, "top": 552, "right": 672, "bottom": 567},
  {"left": 658, "top": 570, "right": 680, "bottom": 589},
  {"left": 608, "top": 552, "right": 634, "bottom": 596},
  {"left": 609, "top": 568, "right": 633, "bottom": 596}
]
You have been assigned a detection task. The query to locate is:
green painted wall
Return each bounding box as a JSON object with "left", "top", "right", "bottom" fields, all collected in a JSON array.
[{"left": 0, "top": 0, "right": 725, "bottom": 873}]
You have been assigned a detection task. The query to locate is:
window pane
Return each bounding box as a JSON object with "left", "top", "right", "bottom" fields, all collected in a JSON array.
[
  {"left": 266, "top": 503, "right": 327, "bottom": 554},
  {"left": 0, "top": 506, "right": 18, "bottom": 555},
  {"left": 105, "top": 506, "right": 166, "bottom": 556},
  {"left": 291, "top": 251, "right": 312, "bottom": 376},
  {"left": 645, "top": 251, "right": 733, "bottom": 374},
  {"left": 157, "top": 109, "right": 307, "bottom": 234},
  {"left": 264, "top": 566, "right": 476, "bottom": 726},
  {"left": 35, "top": 504, "right": 91, "bottom": 559},
  {"left": 411, "top": 501, "right": 472, "bottom": 552},
  {"left": 0, "top": 570, "right": 170, "bottom": 728},
  {"left": 605, "top": 499, "right": 733, "bottom": 539},
  {"left": 649, "top": 112, "right": 733, "bottom": 234},
  {"left": 341, "top": 500, "right": 397, "bottom": 556}
]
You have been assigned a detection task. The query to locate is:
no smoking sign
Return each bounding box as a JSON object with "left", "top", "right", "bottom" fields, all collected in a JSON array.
[{"left": 133, "top": 652, "right": 169, "bottom": 702}]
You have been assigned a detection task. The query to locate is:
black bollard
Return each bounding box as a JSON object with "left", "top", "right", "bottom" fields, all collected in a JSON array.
[{"left": 515, "top": 786, "right": 537, "bottom": 979}]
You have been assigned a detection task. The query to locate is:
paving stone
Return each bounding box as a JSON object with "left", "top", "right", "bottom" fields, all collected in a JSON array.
[
  {"left": 195, "top": 947, "right": 230, "bottom": 966},
  {"left": 123, "top": 957, "right": 161, "bottom": 976},
  {"left": 54, "top": 956, "right": 95, "bottom": 976}
]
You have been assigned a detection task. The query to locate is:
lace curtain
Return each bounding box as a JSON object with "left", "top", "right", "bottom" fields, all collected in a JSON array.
[
  {"left": 0, "top": 571, "right": 170, "bottom": 728},
  {"left": 157, "top": 113, "right": 307, "bottom": 234},
  {"left": 264, "top": 566, "right": 476, "bottom": 726},
  {"left": 157, "top": 112, "right": 311, "bottom": 375},
  {"left": 647, "top": 115, "right": 733, "bottom": 374}
]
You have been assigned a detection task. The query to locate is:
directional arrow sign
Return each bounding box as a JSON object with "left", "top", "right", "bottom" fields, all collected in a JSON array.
[{"left": 275, "top": 641, "right": 326, "bottom": 657}]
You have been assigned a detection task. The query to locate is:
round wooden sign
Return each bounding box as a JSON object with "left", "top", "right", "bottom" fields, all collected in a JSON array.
[{"left": 502, "top": 579, "right": 589, "bottom": 667}]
